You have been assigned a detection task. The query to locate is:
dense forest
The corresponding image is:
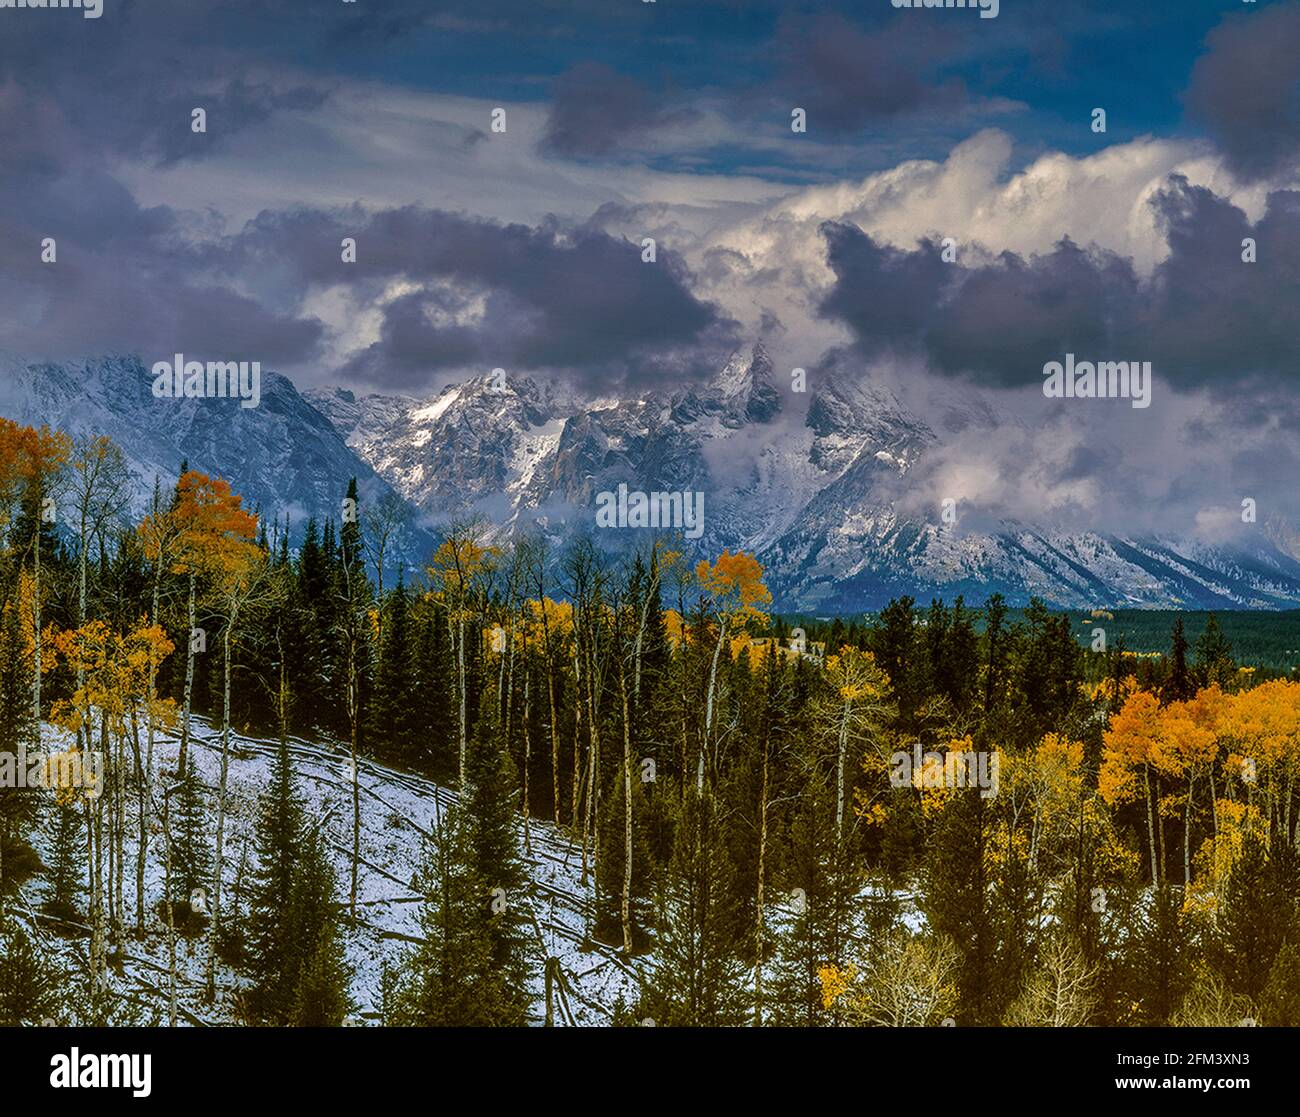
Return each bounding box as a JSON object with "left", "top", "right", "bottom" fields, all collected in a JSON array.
[{"left": 3, "top": 419, "right": 1300, "bottom": 1028}]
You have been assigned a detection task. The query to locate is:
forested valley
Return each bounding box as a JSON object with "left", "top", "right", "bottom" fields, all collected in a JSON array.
[{"left": 2, "top": 420, "right": 1300, "bottom": 1029}]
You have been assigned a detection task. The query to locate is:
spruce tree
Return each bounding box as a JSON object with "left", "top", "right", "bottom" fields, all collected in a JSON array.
[
  {"left": 1130, "top": 883, "right": 1192, "bottom": 1025},
  {"left": 923, "top": 788, "right": 994, "bottom": 1023},
  {"left": 1260, "top": 938, "right": 1300, "bottom": 1026},
  {"left": 462, "top": 711, "right": 536, "bottom": 1022},
  {"left": 1219, "top": 832, "right": 1295, "bottom": 999},
  {"left": 0, "top": 917, "right": 63, "bottom": 1025},
  {"left": 1162, "top": 616, "right": 1194, "bottom": 705},
  {"left": 371, "top": 577, "right": 418, "bottom": 765},
  {"left": 642, "top": 787, "right": 747, "bottom": 1026},
  {"left": 45, "top": 800, "right": 84, "bottom": 922},
  {"left": 395, "top": 810, "right": 499, "bottom": 1026},
  {"left": 243, "top": 738, "right": 305, "bottom": 1024},
  {"left": 170, "top": 769, "right": 210, "bottom": 910},
  {"left": 288, "top": 825, "right": 353, "bottom": 1026},
  {"left": 1195, "top": 614, "right": 1235, "bottom": 689}
]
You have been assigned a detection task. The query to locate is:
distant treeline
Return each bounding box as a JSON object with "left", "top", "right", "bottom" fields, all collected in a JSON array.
[{"left": 779, "top": 608, "right": 1300, "bottom": 674}]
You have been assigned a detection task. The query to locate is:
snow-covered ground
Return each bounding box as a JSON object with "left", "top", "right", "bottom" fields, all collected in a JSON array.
[{"left": 15, "top": 717, "right": 641, "bottom": 1026}]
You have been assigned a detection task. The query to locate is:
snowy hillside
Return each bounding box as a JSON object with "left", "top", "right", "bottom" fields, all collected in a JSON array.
[{"left": 16, "top": 718, "right": 640, "bottom": 1027}]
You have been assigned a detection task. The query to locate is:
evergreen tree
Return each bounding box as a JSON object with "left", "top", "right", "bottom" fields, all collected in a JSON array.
[
  {"left": 395, "top": 809, "right": 500, "bottom": 1025},
  {"left": 44, "top": 801, "right": 84, "bottom": 922},
  {"left": 0, "top": 917, "right": 63, "bottom": 1025},
  {"left": 170, "top": 769, "right": 210, "bottom": 908},
  {"left": 1130, "top": 883, "right": 1192, "bottom": 1025},
  {"left": 1260, "top": 937, "right": 1300, "bottom": 1026},
  {"left": 242, "top": 738, "right": 305, "bottom": 1024},
  {"left": 1162, "top": 616, "right": 1194, "bottom": 704},
  {"left": 642, "top": 788, "right": 747, "bottom": 1026},
  {"left": 923, "top": 788, "right": 994, "bottom": 1023},
  {"left": 1195, "top": 614, "right": 1235, "bottom": 689},
  {"left": 370, "top": 577, "right": 418, "bottom": 764},
  {"left": 0, "top": 594, "right": 39, "bottom": 894},
  {"left": 1219, "top": 832, "right": 1296, "bottom": 999},
  {"left": 462, "top": 710, "right": 536, "bottom": 1022},
  {"left": 288, "top": 825, "right": 353, "bottom": 1026},
  {"left": 413, "top": 604, "right": 456, "bottom": 779}
]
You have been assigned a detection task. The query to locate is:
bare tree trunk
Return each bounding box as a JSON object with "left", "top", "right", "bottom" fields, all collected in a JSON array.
[
  {"left": 571, "top": 649, "right": 583, "bottom": 840},
  {"left": 206, "top": 616, "right": 236, "bottom": 1000},
  {"left": 836, "top": 697, "right": 850, "bottom": 842},
  {"left": 178, "top": 571, "right": 196, "bottom": 776},
  {"left": 162, "top": 787, "right": 178, "bottom": 1027},
  {"left": 620, "top": 660, "right": 633, "bottom": 954},
  {"left": 1144, "top": 764, "right": 1158, "bottom": 887},
  {"left": 583, "top": 644, "right": 600, "bottom": 880},
  {"left": 522, "top": 670, "right": 532, "bottom": 855},
  {"left": 755, "top": 727, "right": 769, "bottom": 1027},
  {"left": 129, "top": 710, "right": 147, "bottom": 932},
  {"left": 112, "top": 726, "right": 126, "bottom": 953},
  {"left": 350, "top": 634, "right": 361, "bottom": 916},
  {"left": 32, "top": 517, "right": 41, "bottom": 725},
  {"left": 456, "top": 612, "right": 467, "bottom": 787},
  {"left": 546, "top": 634, "right": 561, "bottom": 827},
  {"left": 700, "top": 616, "right": 728, "bottom": 792}
]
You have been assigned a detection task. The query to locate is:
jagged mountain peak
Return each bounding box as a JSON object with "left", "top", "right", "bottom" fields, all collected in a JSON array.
[{"left": 8, "top": 351, "right": 1300, "bottom": 611}]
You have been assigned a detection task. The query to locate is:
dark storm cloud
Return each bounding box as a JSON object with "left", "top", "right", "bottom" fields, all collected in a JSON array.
[
  {"left": 0, "top": 2, "right": 329, "bottom": 170},
  {"left": 777, "top": 13, "right": 973, "bottom": 132},
  {"left": 0, "top": 83, "right": 326, "bottom": 365},
  {"left": 203, "top": 205, "right": 732, "bottom": 389},
  {"left": 1186, "top": 1, "right": 1300, "bottom": 183},
  {"left": 540, "top": 63, "right": 696, "bottom": 158},
  {"left": 819, "top": 176, "right": 1300, "bottom": 392}
]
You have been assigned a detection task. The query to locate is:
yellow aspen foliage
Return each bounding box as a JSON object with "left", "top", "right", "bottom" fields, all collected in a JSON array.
[
  {"left": 817, "top": 963, "right": 857, "bottom": 1009},
  {"left": 1099, "top": 690, "right": 1162, "bottom": 807}
]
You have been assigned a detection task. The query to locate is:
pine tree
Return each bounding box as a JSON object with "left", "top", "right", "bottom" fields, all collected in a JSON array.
[
  {"left": 642, "top": 787, "right": 748, "bottom": 1026},
  {"left": 1260, "top": 938, "right": 1300, "bottom": 1026},
  {"left": 923, "top": 788, "right": 995, "bottom": 1024},
  {"left": 1162, "top": 616, "right": 1194, "bottom": 705},
  {"left": 370, "top": 577, "right": 418, "bottom": 765},
  {"left": 414, "top": 603, "right": 456, "bottom": 779},
  {"left": 462, "top": 710, "right": 536, "bottom": 1022},
  {"left": 44, "top": 800, "right": 84, "bottom": 922},
  {"left": 1130, "top": 884, "right": 1192, "bottom": 1025},
  {"left": 0, "top": 917, "right": 63, "bottom": 1025},
  {"left": 1195, "top": 614, "right": 1235, "bottom": 689},
  {"left": 769, "top": 779, "right": 863, "bottom": 1026},
  {"left": 288, "top": 825, "right": 353, "bottom": 1026},
  {"left": 394, "top": 810, "right": 500, "bottom": 1026},
  {"left": 170, "top": 768, "right": 210, "bottom": 910},
  {"left": 242, "top": 738, "right": 305, "bottom": 1024},
  {"left": 1219, "top": 832, "right": 1295, "bottom": 999},
  {"left": 0, "top": 593, "right": 39, "bottom": 901}
]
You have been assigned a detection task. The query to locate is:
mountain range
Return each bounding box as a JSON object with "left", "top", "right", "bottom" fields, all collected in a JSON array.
[{"left": 3, "top": 349, "right": 1299, "bottom": 611}]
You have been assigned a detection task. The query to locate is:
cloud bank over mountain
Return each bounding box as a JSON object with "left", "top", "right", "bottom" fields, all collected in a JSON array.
[{"left": 1, "top": 0, "right": 1297, "bottom": 560}]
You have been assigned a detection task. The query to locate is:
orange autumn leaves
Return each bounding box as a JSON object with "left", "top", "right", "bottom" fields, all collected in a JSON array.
[
  {"left": 0, "top": 418, "right": 71, "bottom": 525},
  {"left": 139, "top": 470, "right": 261, "bottom": 583},
  {"left": 1101, "top": 683, "right": 1300, "bottom": 806},
  {"left": 1101, "top": 680, "right": 1300, "bottom": 890}
]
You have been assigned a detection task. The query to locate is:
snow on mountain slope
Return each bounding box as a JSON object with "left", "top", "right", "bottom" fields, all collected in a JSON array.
[
  {"left": 18, "top": 716, "right": 638, "bottom": 1026},
  {"left": 3, "top": 349, "right": 1297, "bottom": 610},
  {"left": 308, "top": 342, "right": 1300, "bottom": 610},
  {"left": 0, "top": 354, "right": 433, "bottom": 572}
]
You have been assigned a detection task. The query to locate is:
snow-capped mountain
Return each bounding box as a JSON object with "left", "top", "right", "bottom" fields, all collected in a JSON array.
[
  {"left": 3, "top": 350, "right": 1298, "bottom": 610},
  {"left": 306, "top": 343, "right": 1300, "bottom": 611},
  {"left": 0, "top": 353, "right": 432, "bottom": 571}
]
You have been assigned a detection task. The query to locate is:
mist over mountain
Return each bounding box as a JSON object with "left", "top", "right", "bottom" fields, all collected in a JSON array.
[
  {"left": 0, "top": 353, "right": 432, "bottom": 570},
  {"left": 4, "top": 348, "right": 1296, "bottom": 610}
]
